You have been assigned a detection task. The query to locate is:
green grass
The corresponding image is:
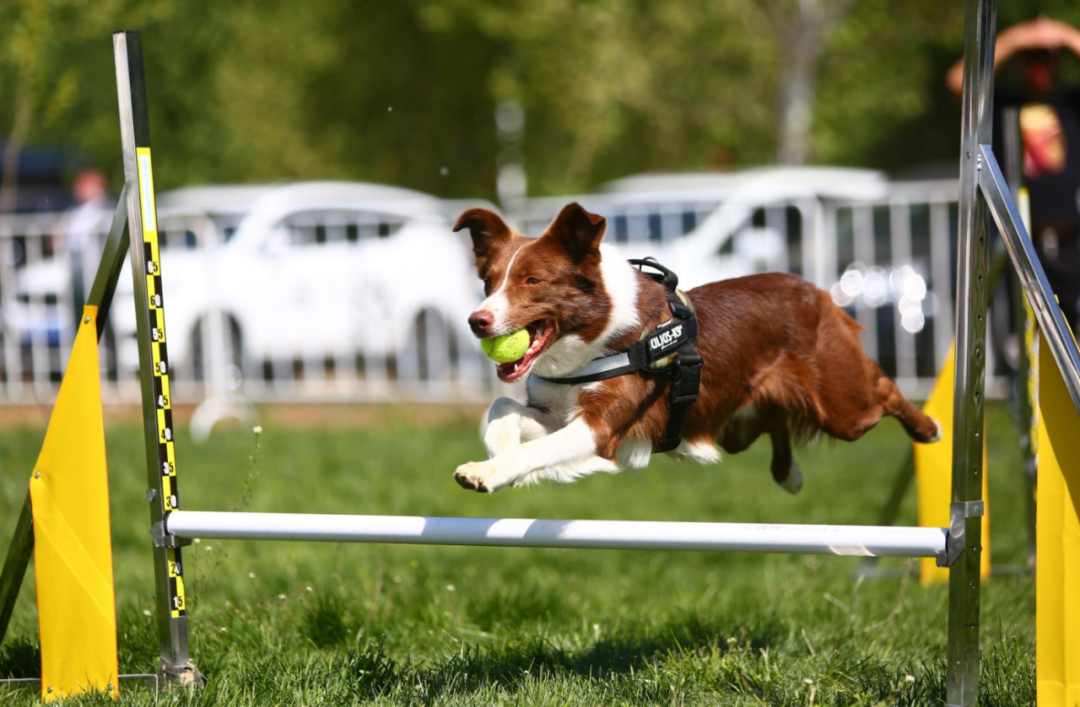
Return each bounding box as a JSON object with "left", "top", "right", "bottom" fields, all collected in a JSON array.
[{"left": 0, "top": 402, "right": 1034, "bottom": 705}]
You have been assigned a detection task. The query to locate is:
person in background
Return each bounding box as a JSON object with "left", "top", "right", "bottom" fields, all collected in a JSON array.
[
  {"left": 66, "top": 169, "right": 110, "bottom": 323},
  {"left": 948, "top": 15, "right": 1080, "bottom": 330}
]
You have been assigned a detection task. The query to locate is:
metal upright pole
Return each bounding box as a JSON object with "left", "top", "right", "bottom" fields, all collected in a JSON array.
[
  {"left": 1000, "top": 107, "right": 1021, "bottom": 192},
  {"left": 977, "top": 147, "right": 1080, "bottom": 405},
  {"left": 1000, "top": 107, "right": 1039, "bottom": 563},
  {"left": 87, "top": 190, "right": 130, "bottom": 337},
  {"left": 113, "top": 30, "right": 199, "bottom": 685},
  {"left": 947, "top": 0, "right": 995, "bottom": 703},
  {"left": 0, "top": 498, "right": 33, "bottom": 648}
]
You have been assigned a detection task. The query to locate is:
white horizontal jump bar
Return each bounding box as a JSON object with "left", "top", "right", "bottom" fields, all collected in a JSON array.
[{"left": 167, "top": 511, "right": 947, "bottom": 558}]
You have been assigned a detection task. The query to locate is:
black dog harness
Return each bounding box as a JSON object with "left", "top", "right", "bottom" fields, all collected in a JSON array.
[{"left": 537, "top": 258, "right": 703, "bottom": 453}]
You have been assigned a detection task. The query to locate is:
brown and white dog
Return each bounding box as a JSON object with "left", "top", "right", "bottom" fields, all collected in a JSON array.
[{"left": 452, "top": 202, "right": 940, "bottom": 494}]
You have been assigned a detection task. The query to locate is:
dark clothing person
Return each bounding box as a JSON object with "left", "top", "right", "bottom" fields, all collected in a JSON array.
[
  {"left": 996, "top": 88, "right": 1080, "bottom": 327},
  {"left": 949, "top": 17, "right": 1080, "bottom": 330}
]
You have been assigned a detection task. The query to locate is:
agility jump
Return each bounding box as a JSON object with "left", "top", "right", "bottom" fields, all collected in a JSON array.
[{"left": 0, "top": 1, "right": 1078, "bottom": 705}]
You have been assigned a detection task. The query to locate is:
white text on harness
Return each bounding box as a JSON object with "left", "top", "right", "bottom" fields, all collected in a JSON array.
[{"left": 650, "top": 324, "right": 684, "bottom": 351}]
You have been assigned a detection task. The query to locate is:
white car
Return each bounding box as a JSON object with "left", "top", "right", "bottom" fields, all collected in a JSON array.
[
  {"left": 1, "top": 187, "right": 272, "bottom": 358},
  {"left": 156, "top": 184, "right": 278, "bottom": 246},
  {"left": 110, "top": 181, "right": 482, "bottom": 383}
]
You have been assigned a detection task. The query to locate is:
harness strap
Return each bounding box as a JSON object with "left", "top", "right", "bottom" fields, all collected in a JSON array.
[
  {"left": 535, "top": 349, "right": 642, "bottom": 386},
  {"left": 656, "top": 340, "right": 703, "bottom": 453},
  {"left": 536, "top": 258, "right": 703, "bottom": 454}
]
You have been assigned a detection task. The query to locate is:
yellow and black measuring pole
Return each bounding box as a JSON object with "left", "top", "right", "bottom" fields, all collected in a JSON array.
[{"left": 113, "top": 30, "right": 199, "bottom": 685}]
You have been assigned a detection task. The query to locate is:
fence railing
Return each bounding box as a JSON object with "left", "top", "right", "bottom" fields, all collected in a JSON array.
[
  {"left": 516, "top": 179, "right": 988, "bottom": 399},
  {"left": 0, "top": 209, "right": 115, "bottom": 404},
  {"left": 0, "top": 207, "right": 505, "bottom": 414},
  {"left": 0, "top": 177, "right": 1012, "bottom": 417},
  {"left": 825, "top": 182, "right": 967, "bottom": 398}
]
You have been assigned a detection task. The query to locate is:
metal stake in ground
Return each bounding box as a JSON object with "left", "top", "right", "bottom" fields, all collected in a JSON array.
[{"left": 112, "top": 30, "right": 199, "bottom": 685}]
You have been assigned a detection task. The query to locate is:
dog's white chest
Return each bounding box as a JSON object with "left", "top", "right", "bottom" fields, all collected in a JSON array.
[{"left": 525, "top": 376, "right": 584, "bottom": 425}]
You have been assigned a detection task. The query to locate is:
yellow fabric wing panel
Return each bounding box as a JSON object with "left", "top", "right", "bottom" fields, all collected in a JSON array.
[
  {"left": 914, "top": 344, "right": 990, "bottom": 586},
  {"left": 29, "top": 307, "right": 119, "bottom": 701},
  {"left": 1036, "top": 338, "right": 1080, "bottom": 707}
]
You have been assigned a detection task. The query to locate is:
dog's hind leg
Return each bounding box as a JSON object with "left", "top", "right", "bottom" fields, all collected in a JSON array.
[
  {"left": 814, "top": 301, "right": 940, "bottom": 444},
  {"left": 769, "top": 422, "right": 803, "bottom": 495},
  {"left": 719, "top": 405, "right": 767, "bottom": 454},
  {"left": 721, "top": 406, "right": 803, "bottom": 494},
  {"left": 875, "top": 373, "right": 941, "bottom": 444}
]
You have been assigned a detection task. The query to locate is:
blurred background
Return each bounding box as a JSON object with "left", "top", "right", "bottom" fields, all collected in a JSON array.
[{"left": 2, "top": 0, "right": 1079, "bottom": 431}]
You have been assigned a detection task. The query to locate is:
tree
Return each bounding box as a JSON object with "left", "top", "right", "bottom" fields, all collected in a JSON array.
[
  {"left": 0, "top": 0, "right": 132, "bottom": 211},
  {"left": 8, "top": 0, "right": 1077, "bottom": 204},
  {"left": 769, "top": 0, "right": 860, "bottom": 165},
  {"left": 1, "top": 0, "right": 77, "bottom": 212}
]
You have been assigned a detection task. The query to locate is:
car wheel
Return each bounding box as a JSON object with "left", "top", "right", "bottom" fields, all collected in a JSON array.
[
  {"left": 191, "top": 314, "right": 245, "bottom": 389},
  {"left": 401, "top": 308, "right": 457, "bottom": 382}
]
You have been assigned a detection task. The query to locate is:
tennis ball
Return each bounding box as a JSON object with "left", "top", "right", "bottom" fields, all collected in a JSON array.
[{"left": 481, "top": 328, "right": 530, "bottom": 363}]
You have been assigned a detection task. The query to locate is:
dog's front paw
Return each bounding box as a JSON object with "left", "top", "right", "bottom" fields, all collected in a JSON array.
[{"left": 454, "top": 461, "right": 497, "bottom": 493}]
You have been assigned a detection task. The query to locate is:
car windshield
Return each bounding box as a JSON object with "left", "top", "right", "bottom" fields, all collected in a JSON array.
[{"left": 281, "top": 209, "right": 406, "bottom": 247}]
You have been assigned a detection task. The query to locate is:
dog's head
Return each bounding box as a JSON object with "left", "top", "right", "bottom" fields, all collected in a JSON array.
[{"left": 454, "top": 203, "right": 634, "bottom": 382}]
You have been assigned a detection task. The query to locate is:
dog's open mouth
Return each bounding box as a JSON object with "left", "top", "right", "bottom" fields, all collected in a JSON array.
[{"left": 496, "top": 319, "right": 555, "bottom": 382}]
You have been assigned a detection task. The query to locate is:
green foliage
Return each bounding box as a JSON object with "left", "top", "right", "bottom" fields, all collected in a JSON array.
[
  {"left": 0, "top": 402, "right": 1034, "bottom": 704},
  {"left": 7, "top": 2, "right": 1080, "bottom": 199}
]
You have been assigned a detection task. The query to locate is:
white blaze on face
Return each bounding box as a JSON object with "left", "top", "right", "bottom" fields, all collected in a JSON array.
[{"left": 475, "top": 242, "right": 526, "bottom": 335}]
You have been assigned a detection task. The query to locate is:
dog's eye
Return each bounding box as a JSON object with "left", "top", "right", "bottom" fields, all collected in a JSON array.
[{"left": 525, "top": 277, "right": 541, "bottom": 286}]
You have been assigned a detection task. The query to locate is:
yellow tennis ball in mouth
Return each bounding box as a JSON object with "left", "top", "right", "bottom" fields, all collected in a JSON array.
[{"left": 481, "top": 328, "right": 531, "bottom": 363}]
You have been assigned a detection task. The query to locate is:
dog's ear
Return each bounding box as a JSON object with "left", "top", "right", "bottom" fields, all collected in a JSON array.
[
  {"left": 453, "top": 208, "right": 512, "bottom": 272},
  {"left": 544, "top": 202, "right": 606, "bottom": 263}
]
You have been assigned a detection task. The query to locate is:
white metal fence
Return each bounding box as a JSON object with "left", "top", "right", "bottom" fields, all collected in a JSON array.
[
  {"left": 0, "top": 209, "right": 116, "bottom": 403},
  {"left": 0, "top": 175, "right": 1012, "bottom": 418},
  {"left": 517, "top": 177, "right": 990, "bottom": 399},
  {"left": 0, "top": 205, "right": 502, "bottom": 416}
]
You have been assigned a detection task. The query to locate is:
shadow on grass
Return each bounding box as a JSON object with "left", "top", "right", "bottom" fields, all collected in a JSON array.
[
  {"left": 313, "top": 620, "right": 1029, "bottom": 706},
  {"left": 399, "top": 613, "right": 785, "bottom": 696},
  {"left": 0, "top": 635, "right": 38, "bottom": 679},
  {"left": 463, "top": 583, "right": 566, "bottom": 632}
]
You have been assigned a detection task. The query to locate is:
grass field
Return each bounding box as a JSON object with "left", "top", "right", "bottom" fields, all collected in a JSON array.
[{"left": 0, "top": 402, "right": 1034, "bottom": 706}]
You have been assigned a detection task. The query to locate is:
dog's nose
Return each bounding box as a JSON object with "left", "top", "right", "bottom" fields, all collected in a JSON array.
[{"left": 469, "top": 310, "right": 495, "bottom": 335}]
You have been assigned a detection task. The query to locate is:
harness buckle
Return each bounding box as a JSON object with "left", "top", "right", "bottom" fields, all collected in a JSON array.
[
  {"left": 669, "top": 353, "right": 703, "bottom": 405},
  {"left": 670, "top": 302, "right": 693, "bottom": 320}
]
